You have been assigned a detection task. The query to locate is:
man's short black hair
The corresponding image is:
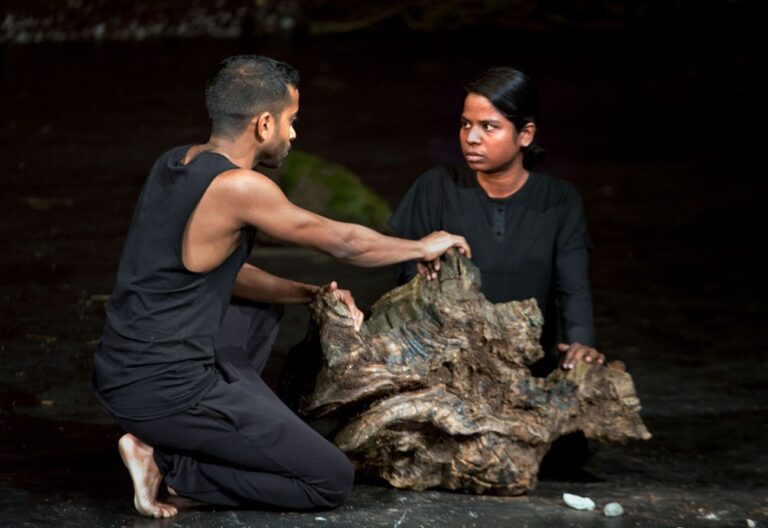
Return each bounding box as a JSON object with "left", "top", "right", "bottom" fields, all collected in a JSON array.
[{"left": 205, "top": 55, "right": 300, "bottom": 137}]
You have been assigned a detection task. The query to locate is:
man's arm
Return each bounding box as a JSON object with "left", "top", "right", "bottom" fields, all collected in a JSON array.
[
  {"left": 232, "top": 262, "right": 319, "bottom": 304},
  {"left": 223, "top": 169, "right": 471, "bottom": 266},
  {"left": 232, "top": 263, "right": 365, "bottom": 330}
]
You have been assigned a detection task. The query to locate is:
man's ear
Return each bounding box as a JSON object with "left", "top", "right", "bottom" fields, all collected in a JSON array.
[
  {"left": 253, "top": 112, "right": 274, "bottom": 143},
  {"left": 519, "top": 122, "right": 536, "bottom": 148}
]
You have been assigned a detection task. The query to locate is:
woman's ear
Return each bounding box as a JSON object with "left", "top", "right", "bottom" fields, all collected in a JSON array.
[{"left": 519, "top": 122, "right": 536, "bottom": 148}]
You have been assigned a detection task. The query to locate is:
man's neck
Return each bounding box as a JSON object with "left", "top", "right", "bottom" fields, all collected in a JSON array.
[
  {"left": 191, "top": 136, "right": 258, "bottom": 169},
  {"left": 476, "top": 163, "right": 529, "bottom": 199}
]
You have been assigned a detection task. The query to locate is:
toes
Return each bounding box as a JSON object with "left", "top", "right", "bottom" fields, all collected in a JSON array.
[
  {"left": 157, "top": 502, "right": 178, "bottom": 518},
  {"left": 151, "top": 507, "right": 170, "bottom": 518},
  {"left": 136, "top": 499, "right": 178, "bottom": 518}
]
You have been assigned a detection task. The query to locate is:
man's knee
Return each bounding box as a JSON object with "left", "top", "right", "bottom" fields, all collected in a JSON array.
[{"left": 310, "top": 451, "right": 354, "bottom": 509}]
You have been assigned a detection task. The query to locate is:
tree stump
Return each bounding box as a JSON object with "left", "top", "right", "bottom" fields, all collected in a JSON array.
[{"left": 281, "top": 250, "right": 651, "bottom": 495}]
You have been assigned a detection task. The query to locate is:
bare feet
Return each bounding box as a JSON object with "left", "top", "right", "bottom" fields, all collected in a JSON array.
[{"left": 118, "top": 433, "right": 178, "bottom": 518}]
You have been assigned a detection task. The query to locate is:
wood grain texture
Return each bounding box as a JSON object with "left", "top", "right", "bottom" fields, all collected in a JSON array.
[{"left": 281, "top": 250, "right": 651, "bottom": 494}]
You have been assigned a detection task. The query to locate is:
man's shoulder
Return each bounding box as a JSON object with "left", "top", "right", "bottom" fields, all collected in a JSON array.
[
  {"left": 153, "top": 144, "right": 191, "bottom": 166},
  {"left": 207, "top": 167, "right": 282, "bottom": 207}
]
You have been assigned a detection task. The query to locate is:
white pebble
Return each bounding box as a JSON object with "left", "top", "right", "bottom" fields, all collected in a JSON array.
[
  {"left": 603, "top": 502, "right": 624, "bottom": 517},
  {"left": 314, "top": 517, "right": 328, "bottom": 522},
  {"left": 563, "top": 493, "right": 596, "bottom": 511},
  {"left": 747, "top": 520, "right": 756, "bottom": 528}
]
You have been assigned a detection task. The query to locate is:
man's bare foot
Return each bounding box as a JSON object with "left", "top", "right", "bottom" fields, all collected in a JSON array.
[{"left": 118, "top": 433, "right": 178, "bottom": 518}]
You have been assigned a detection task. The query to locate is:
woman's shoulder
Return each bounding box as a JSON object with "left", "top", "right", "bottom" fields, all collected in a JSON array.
[
  {"left": 415, "top": 164, "right": 475, "bottom": 190},
  {"left": 529, "top": 172, "right": 583, "bottom": 206}
]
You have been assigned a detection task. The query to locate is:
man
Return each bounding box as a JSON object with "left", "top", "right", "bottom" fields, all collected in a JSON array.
[{"left": 93, "top": 55, "right": 471, "bottom": 518}]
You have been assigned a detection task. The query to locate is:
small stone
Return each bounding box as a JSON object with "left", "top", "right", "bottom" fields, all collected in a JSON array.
[
  {"left": 603, "top": 502, "right": 624, "bottom": 517},
  {"left": 563, "top": 493, "right": 596, "bottom": 511},
  {"left": 314, "top": 517, "right": 327, "bottom": 522},
  {"left": 93, "top": 23, "right": 106, "bottom": 40},
  {"left": 746, "top": 520, "right": 756, "bottom": 528}
]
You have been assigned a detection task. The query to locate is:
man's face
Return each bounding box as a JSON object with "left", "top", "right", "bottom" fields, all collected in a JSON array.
[
  {"left": 459, "top": 93, "right": 529, "bottom": 174},
  {"left": 257, "top": 85, "right": 299, "bottom": 169}
]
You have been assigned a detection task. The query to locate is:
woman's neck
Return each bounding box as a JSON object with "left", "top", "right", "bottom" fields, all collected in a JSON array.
[{"left": 476, "top": 163, "right": 529, "bottom": 199}]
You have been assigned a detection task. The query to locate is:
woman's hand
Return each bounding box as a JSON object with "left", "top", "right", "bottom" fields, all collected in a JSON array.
[
  {"left": 417, "top": 261, "right": 439, "bottom": 281},
  {"left": 558, "top": 342, "right": 605, "bottom": 370},
  {"left": 316, "top": 281, "right": 364, "bottom": 331}
]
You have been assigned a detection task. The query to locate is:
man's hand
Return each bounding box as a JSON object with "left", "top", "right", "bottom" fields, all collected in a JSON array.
[
  {"left": 558, "top": 342, "right": 605, "bottom": 370},
  {"left": 316, "top": 281, "right": 364, "bottom": 331},
  {"left": 420, "top": 231, "right": 471, "bottom": 261},
  {"left": 418, "top": 232, "right": 472, "bottom": 281}
]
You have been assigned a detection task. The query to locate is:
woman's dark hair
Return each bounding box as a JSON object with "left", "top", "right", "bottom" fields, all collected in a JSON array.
[
  {"left": 465, "top": 67, "right": 545, "bottom": 169},
  {"left": 205, "top": 55, "right": 300, "bottom": 137}
]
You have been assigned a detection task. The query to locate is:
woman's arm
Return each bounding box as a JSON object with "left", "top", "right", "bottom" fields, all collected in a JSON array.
[
  {"left": 554, "top": 187, "right": 603, "bottom": 369},
  {"left": 555, "top": 247, "right": 596, "bottom": 347},
  {"left": 555, "top": 247, "right": 604, "bottom": 368}
]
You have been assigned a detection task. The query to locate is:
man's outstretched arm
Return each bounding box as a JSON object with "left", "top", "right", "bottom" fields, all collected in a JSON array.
[{"left": 224, "top": 169, "right": 471, "bottom": 267}]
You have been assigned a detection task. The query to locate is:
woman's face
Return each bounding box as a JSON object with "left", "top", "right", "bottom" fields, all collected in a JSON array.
[{"left": 459, "top": 93, "right": 534, "bottom": 174}]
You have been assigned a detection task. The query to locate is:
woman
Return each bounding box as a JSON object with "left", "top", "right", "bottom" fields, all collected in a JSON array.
[{"left": 390, "top": 67, "right": 604, "bottom": 375}]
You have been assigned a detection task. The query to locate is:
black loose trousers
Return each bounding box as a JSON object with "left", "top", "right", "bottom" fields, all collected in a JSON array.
[{"left": 116, "top": 300, "right": 354, "bottom": 509}]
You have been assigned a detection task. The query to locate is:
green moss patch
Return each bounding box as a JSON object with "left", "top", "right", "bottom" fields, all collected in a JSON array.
[{"left": 278, "top": 151, "right": 392, "bottom": 232}]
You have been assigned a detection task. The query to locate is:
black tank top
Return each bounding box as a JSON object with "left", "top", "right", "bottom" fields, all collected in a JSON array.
[{"left": 93, "top": 145, "right": 254, "bottom": 420}]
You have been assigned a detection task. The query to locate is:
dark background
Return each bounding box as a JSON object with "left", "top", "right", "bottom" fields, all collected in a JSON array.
[{"left": 1, "top": 1, "right": 766, "bottom": 526}]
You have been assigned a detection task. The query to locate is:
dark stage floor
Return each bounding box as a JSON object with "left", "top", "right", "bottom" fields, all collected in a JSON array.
[{"left": 1, "top": 30, "right": 766, "bottom": 527}]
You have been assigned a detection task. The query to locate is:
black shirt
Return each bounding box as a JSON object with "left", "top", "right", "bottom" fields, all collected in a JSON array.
[
  {"left": 93, "top": 146, "right": 254, "bottom": 420},
  {"left": 389, "top": 165, "right": 595, "bottom": 355}
]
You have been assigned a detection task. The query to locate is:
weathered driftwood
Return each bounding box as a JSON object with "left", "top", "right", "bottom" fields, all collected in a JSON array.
[{"left": 282, "top": 250, "right": 651, "bottom": 495}]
